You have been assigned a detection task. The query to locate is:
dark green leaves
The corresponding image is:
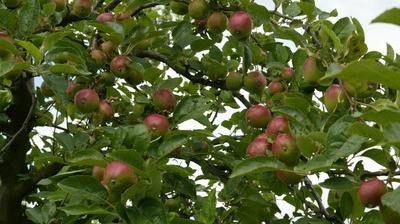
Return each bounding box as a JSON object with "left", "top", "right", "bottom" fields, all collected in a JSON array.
[
  {"left": 230, "top": 157, "right": 287, "bottom": 178},
  {"left": 57, "top": 175, "right": 107, "bottom": 203},
  {"left": 372, "top": 8, "right": 400, "bottom": 26},
  {"left": 381, "top": 188, "right": 400, "bottom": 216},
  {"left": 17, "top": 0, "right": 40, "bottom": 37}
]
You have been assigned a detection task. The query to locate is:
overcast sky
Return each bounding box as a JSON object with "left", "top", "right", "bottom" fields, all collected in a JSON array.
[{"left": 257, "top": 0, "right": 400, "bottom": 53}]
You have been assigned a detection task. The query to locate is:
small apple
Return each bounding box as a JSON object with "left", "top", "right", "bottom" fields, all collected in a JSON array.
[
  {"left": 276, "top": 169, "right": 303, "bottom": 185},
  {"left": 272, "top": 133, "right": 299, "bottom": 165},
  {"left": 102, "top": 160, "right": 138, "bottom": 193},
  {"left": 246, "top": 139, "right": 268, "bottom": 157},
  {"left": 96, "top": 12, "right": 115, "bottom": 23},
  {"left": 144, "top": 114, "right": 169, "bottom": 137},
  {"left": 188, "top": 0, "right": 208, "bottom": 19},
  {"left": 116, "top": 12, "right": 130, "bottom": 21},
  {"left": 152, "top": 88, "right": 177, "bottom": 111},
  {"left": 52, "top": 0, "right": 66, "bottom": 12},
  {"left": 100, "top": 41, "right": 115, "bottom": 55},
  {"left": 110, "top": 55, "right": 130, "bottom": 78},
  {"left": 74, "top": 89, "right": 100, "bottom": 113},
  {"left": 323, "top": 84, "right": 344, "bottom": 113},
  {"left": 98, "top": 100, "right": 113, "bottom": 121},
  {"left": 266, "top": 116, "right": 289, "bottom": 138},
  {"left": 268, "top": 81, "right": 284, "bottom": 94},
  {"left": 225, "top": 71, "right": 242, "bottom": 91},
  {"left": 243, "top": 71, "right": 266, "bottom": 94},
  {"left": 245, "top": 104, "right": 272, "bottom": 128},
  {"left": 228, "top": 11, "right": 253, "bottom": 41},
  {"left": 207, "top": 12, "right": 227, "bottom": 33},
  {"left": 92, "top": 165, "right": 105, "bottom": 181},
  {"left": 358, "top": 178, "right": 386, "bottom": 208},
  {"left": 303, "top": 56, "right": 324, "bottom": 83},
  {"left": 90, "top": 49, "right": 106, "bottom": 65},
  {"left": 281, "top": 67, "right": 294, "bottom": 79},
  {"left": 72, "top": 0, "right": 92, "bottom": 18},
  {"left": 66, "top": 81, "right": 84, "bottom": 101}
]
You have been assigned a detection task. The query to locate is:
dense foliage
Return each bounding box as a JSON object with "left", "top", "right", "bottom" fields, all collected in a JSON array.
[{"left": 1, "top": 0, "right": 400, "bottom": 223}]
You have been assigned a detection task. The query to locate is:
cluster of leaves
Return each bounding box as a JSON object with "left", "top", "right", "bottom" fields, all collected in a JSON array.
[{"left": 1, "top": 0, "right": 400, "bottom": 223}]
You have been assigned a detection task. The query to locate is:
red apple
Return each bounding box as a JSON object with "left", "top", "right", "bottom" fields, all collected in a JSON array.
[
  {"left": 66, "top": 81, "right": 83, "bottom": 101},
  {"left": 110, "top": 55, "right": 130, "bottom": 78},
  {"left": 272, "top": 133, "right": 299, "bottom": 165},
  {"left": 268, "top": 81, "right": 284, "bottom": 94},
  {"left": 358, "top": 178, "right": 387, "bottom": 207},
  {"left": 245, "top": 104, "right": 272, "bottom": 128},
  {"left": 243, "top": 71, "right": 266, "bottom": 94},
  {"left": 74, "top": 89, "right": 100, "bottom": 113},
  {"left": 102, "top": 161, "right": 138, "bottom": 192},
  {"left": 246, "top": 139, "right": 267, "bottom": 157},
  {"left": 116, "top": 12, "right": 130, "bottom": 21},
  {"left": 98, "top": 100, "right": 113, "bottom": 121},
  {"left": 281, "top": 67, "right": 294, "bottom": 79},
  {"left": 92, "top": 165, "right": 105, "bottom": 181},
  {"left": 303, "top": 56, "right": 324, "bottom": 83},
  {"left": 144, "top": 114, "right": 169, "bottom": 137},
  {"left": 152, "top": 88, "right": 177, "bottom": 111},
  {"left": 228, "top": 11, "right": 253, "bottom": 40},
  {"left": 324, "top": 84, "right": 344, "bottom": 113},
  {"left": 96, "top": 12, "right": 115, "bottom": 23},
  {"left": 266, "top": 116, "right": 289, "bottom": 138}
]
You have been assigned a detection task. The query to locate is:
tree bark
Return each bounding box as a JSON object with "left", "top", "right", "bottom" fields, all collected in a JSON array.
[{"left": 0, "top": 77, "right": 34, "bottom": 224}]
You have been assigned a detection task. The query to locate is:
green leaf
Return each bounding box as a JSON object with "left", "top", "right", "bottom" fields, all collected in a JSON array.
[
  {"left": 57, "top": 175, "right": 107, "bottom": 203},
  {"left": 67, "top": 149, "right": 106, "bottom": 167},
  {"left": 190, "top": 39, "right": 215, "bottom": 52},
  {"left": 107, "top": 150, "right": 144, "bottom": 170},
  {"left": 340, "top": 192, "right": 354, "bottom": 218},
  {"left": 381, "top": 188, "right": 400, "bottom": 216},
  {"left": 158, "top": 77, "right": 182, "bottom": 89},
  {"left": 49, "top": 64, "right": 91, "bottom": 75},
  {"left": 42, "top": 74, "right": 69, "bottom": 104},
  {"left": 362, "top": 149, "right": 395, "bottom": 168},
  {"left": 336, "top": 59, "right": 400, "bottom": 90},
  {"left": 320, "top": 177, "right": 357, "bottom": 190},
  {"left": 151, "top": 135, "right": 187, "bottom": 158},
  {"left": 138, "top": 198, "right": 168, "bottom": 224},
  {"left": 372, "top": 8, "right": 400, "bottom": 26},
  {"left": 198, "top": 189, "right": 217, "bottom": 224},
  {"left": 383, "top": 123, "right": 400, "bottom": 143},
  {"left": 60, "top": 205, "right": 113, "bottom": 215},
  {"left": 230, "top": 157, "right": 287, "bottom": 178},
  {"left": 17, "top": 0, "right": 40, "bottom": 37},
  {"left": 246, "top": 3, "right": 270, "bottom": 26},
  {"left": 346, "top": 122, "right": 383, "bottom": 142},
  {"left": 17, "top": 40, "right": 42, "bottom": 65},
  {"left": 123, "top": 124, "right": 151, "bottom": 153},
  {"left": 0, "top": 9, "right": 17, "bottom": 32},
  {"left": 172, "top": 96, "right": 212, "bottom": 124},
  {"left": 163, "top": 173, "right": 196, "bottom": 198}
]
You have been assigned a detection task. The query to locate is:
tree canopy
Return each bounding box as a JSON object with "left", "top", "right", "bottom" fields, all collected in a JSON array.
[{"left": 1, "top": 0, "right": 400, "bottom": 223}]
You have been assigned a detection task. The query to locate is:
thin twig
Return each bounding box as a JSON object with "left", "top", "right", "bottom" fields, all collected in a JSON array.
[
  {"left": 131, "top": 2, "right": 159, "bottom": 17},
  {"left": 0, "top": 79, "right": 35, "bottom": 156}
]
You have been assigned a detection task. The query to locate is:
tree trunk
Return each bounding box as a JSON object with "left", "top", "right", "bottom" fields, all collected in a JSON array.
[{"left": 0, "top": 76, "right": 34, "bottom": 224}]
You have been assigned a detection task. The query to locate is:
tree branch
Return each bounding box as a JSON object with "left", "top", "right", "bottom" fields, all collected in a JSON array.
[
  {"left": 131, "top": 2, "right": 160, "bottom": 17},
  {"left": 304, "top": 177, "right": 344, "bottom": 224}
]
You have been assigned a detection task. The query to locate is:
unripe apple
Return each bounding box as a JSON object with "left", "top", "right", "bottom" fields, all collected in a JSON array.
[
  {"left": 303, "top": 56, "right": 324, "bottom": 83},
  {"left": 192, "top": 139, "right": 208, "bottom": 152},
  {"left": 74, "top": 89, "right": 100, "bottom": 113},
  {"left": 276, "top": 170, "right": 303, "bottom": 185},
  {"left": 170, "top": 0, "right": 188, "bottom": 15},
  {"left": 207, "top": 12, "right": 227, "bottom": 33},
  {"left": 144, "top": 114, "right": 169, "bottom": 137},
  {"left": 41, "top": 81, "right": 54, "bottom": 97},
  {"left": 165, "top": 198, "right": 181, "bottom": 211},
  {"left": 272, "top": 133, "right": 299, "bottom": 165},
  {"left": 100, "top": 41, "right": 115, "bottom": 55},
  {"left": 323, "top": 84, "right": 344, "bottom": 113},
  {"left": 66, "top": 81, "right": 83, "bottom": 101},
  {"left": 110, "top": 55, "right": 130, "bottom": 78},
  {"left": 3, "top": 0, "right": 21, "bottom": 9},
  {"left": 268, "top": 81, "right": 284, "bottom": 94},
  {"left": 380, "top": 204, "right": 400, "bottom": 224},
  {"left": 245, "top": 104, "right": 272, "bottom": 128},
  {"left": 102, "top": 161, "right": 138, "bottom": 192},
  {"left": 90, "top": 49, "right": 106, "bottom": 65},
  {"left": 98, "top": 100, "right": 113, "bottom": 121},
  {"left": 92, "top": 165, "right": 105, "bottom": 181},
  {"left": 96, "top": 12, "right": 115, "bottom": 23},
  {"left": 243, "top": 71, "right": 266, "bottom": 94},
  {"left": 266, "top": 116, "right": 289, "bottom": 138},
  {"left": 228, "top": 11, "right": 253, "bottom": 41},
  {"left": 246, "top": 139, "right": 267, "bottom": 157},
  {"left": 152, "top": 88, "right": 176, "bottom": 111},
  {"left": 188, "top": 0, "right": 208, "bottom": 19},
  {"left": 116, "top": 12, "right": 130, "bottom": 21},
  {"left": 225, "top": 71, "right": 242, "bottom": 91},
  {"left": 99, "top": 72, "right": 115, "bottom": 86},
  {"left": 358, "top": 178, "right": 386, "bottom": 207},
  {"left": 52, "top": 0, "right": 66, "bottom": 12},
  {"left": 281, "top": 67, "right": 294, "bottom": 79},
  {"left": 343, "top": 80, "right": 369, "bottom": 97},
  {"left": 72, "top": 0, "right": 92, "bottom": 18}
]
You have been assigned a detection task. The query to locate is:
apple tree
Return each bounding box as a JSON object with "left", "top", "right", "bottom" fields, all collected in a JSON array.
[{"left": 1, "top": 0, "right": 400, "bottom": 223}]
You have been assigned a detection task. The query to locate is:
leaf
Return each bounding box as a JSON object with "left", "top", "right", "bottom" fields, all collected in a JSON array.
[
  {"left": 383, "top": 123, "right": 400, "bottom": 143},
  {"left": 336, "top": 59, "right": 400, "bottom": 90},
  {"left": 362, "top": 149, "right": 395, "bottom": 168},
  {"left": 246, "top": 3, "right": 270, "bottom": 26},
  {"left": 163, "top": 173, "right": 196, "bottom": 198},
  {"left": 138, "top": 198, "right": 168, "bottom": 224},
  {"left": 57, "top": 175, "right": 107, "bottom": 203},
  {"left": 346, "top": 122, "right": 383, "bottom": 142},
  {"left": 17, "top": 40, "right": 42, "bottom": 65},
  {"left": 381, "top": 188, "right": 400, "bottom": 216},
  {"left": 0, "top": 9, "right": 17, "bottom": 32},
  {"left": 67, "top": 149, "right": 106, "bottom": 167},
  {"left": 372, "top": 8, "right": 400, "bottom": 26},
  {"left": 172, "top": 96, "right": 212, "bottom": 124},
  {"left": 107, "top": 150, "right": 144, "bottom": 170},
  {"left": 123, "top": 124, "right": 151, "bottom": 153},
  {"left": 320, "top": 177, "right": 357, "bottom": 190},
  {"left": 60, "top": 205, "right": 113, "bottom": 215},
  {"left": 158, "top": 77, "right": 182, "bottom": 89},
  {"left": 190, "top": 39, "right": 215, "bottom": 52},
  {"left": 42, "top": 74, "right": 69, "bottom": 104},
  {"left": 17, "top": 0, "right": 40, "bottom": 37},
  {"left": 49, "top": 64, "right": 91, "bottom": 75},
  {"left": 151, "top": 135, "right": 187, "bottom": 158},
  {"left": 230, "top": 157, "right": 287, "bottom": 178},
  {"left": 198, "top": 189, "right": 216, "bottom": 224},
  {"left": 340, "top": 192, "right": 353, "bottom": 218}
]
